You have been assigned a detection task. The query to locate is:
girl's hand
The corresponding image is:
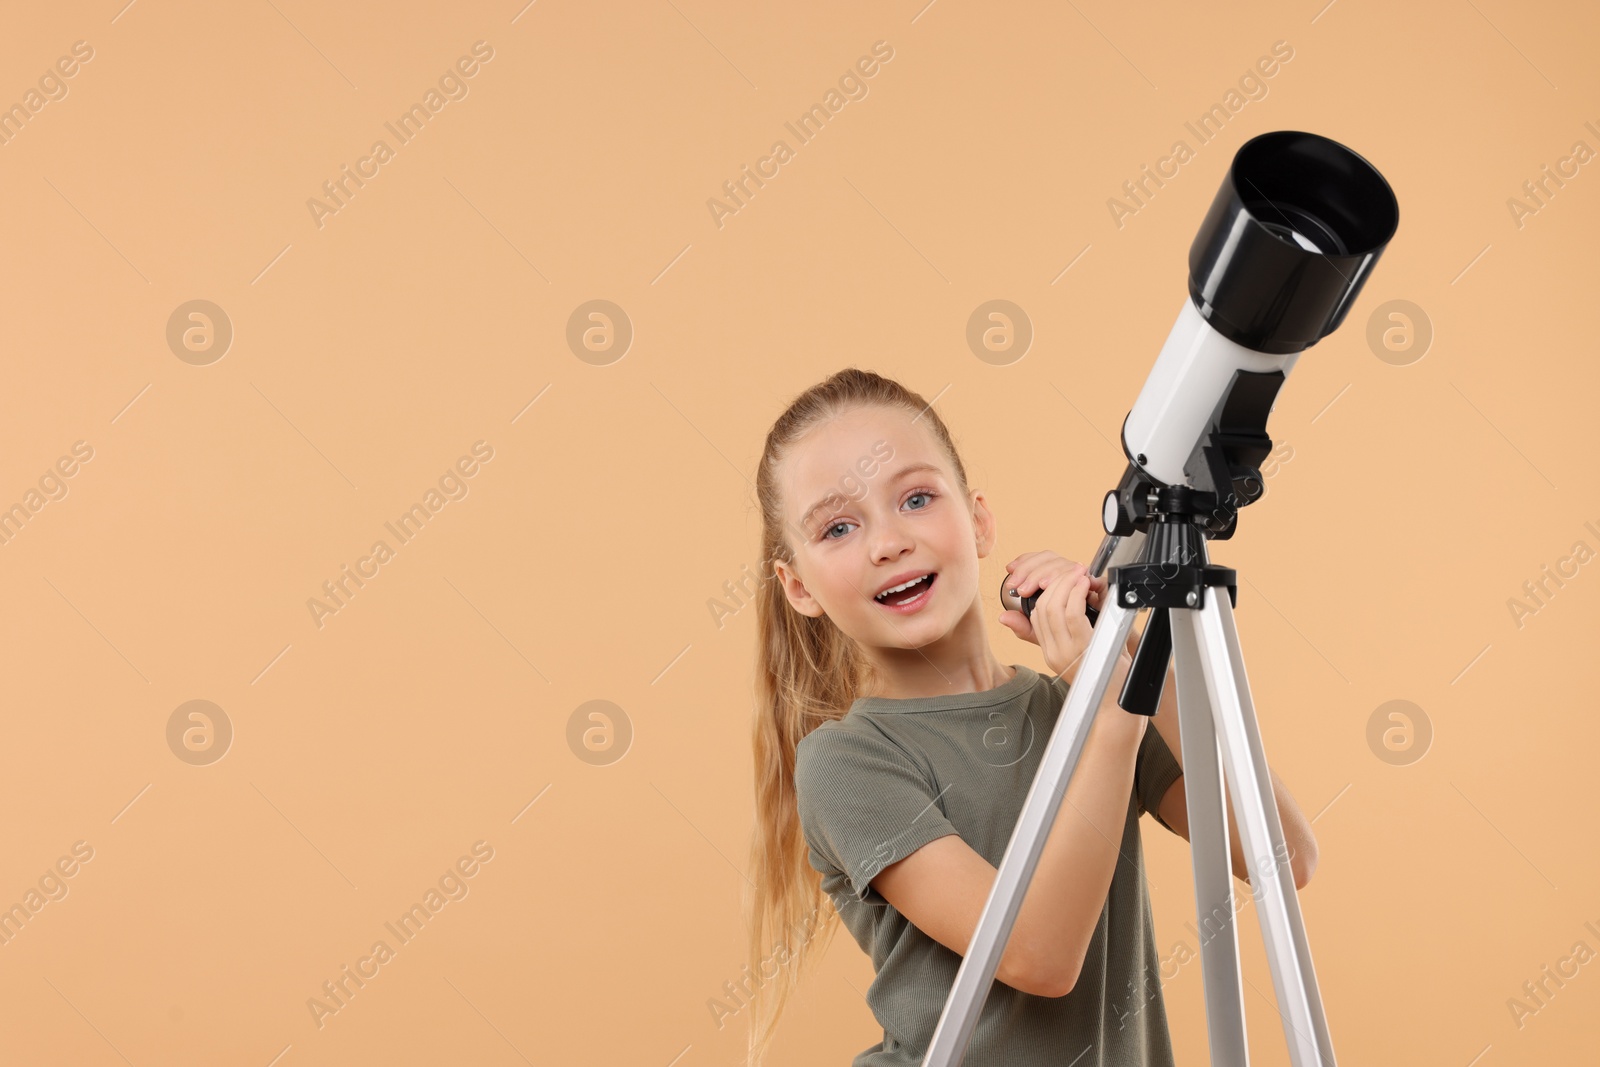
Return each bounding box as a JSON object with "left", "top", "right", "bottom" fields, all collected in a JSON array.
[{"left": 999, "top": 551, "right": 1137, "bottom": 683}]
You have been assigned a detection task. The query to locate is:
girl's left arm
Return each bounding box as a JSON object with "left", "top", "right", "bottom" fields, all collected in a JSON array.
[{"left": 1146, "top": 655, "right": 1319, "bottom": 890}]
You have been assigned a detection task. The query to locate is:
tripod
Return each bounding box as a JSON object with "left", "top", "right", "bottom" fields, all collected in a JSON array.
[{"left": 922, "top": 485, "right": 1336, "bottom": 1065}]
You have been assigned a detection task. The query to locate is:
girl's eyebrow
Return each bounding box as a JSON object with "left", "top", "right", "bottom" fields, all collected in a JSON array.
[{"left": 798, "top": 462, "right": 943, "bottom": 531}]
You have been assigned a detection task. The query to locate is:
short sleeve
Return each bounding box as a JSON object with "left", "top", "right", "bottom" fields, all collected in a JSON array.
[
  {"left": 1135, "top": 724, "right": 1184, "bottom": 833},
  {"left": 794, "top": 724, "right": 961, "bottom": 903}
]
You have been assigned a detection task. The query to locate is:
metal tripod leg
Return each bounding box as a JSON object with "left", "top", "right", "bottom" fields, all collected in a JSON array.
[
  {"left": 1182, "top": 589, "right": 1337, "bottom": 1066},
  {"left": 1169, "top": 605, "right": 1251, "bottom": 1064},
  {"left": 920, "top": 586, "right": 1140, "bottom": 1067}
]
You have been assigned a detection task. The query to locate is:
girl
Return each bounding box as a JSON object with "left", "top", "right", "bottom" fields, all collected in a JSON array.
[{"left": 743, "top": 368, "right": 1317, "bottom": 1066}]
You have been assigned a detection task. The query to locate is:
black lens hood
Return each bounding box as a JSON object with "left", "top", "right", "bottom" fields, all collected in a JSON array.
[{"left": 1188, "top": 130, "right": 1399, "bottom": 355}]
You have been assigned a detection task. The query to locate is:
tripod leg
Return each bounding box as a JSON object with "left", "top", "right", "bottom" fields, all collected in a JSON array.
[
  {"left": 1169, "top": 608, "right": 1251, "bottom": 1065},
  {"left": 1190, "top": 590, "right": 1337, "bottom": 1067},
  {"left": 921, "top": 588, "right": 1140, "bottom": 1067}
]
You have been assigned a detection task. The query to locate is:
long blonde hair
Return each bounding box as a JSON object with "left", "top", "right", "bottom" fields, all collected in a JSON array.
[{"left": 742, "top": 367, "right": 973, "bottom": 1065}]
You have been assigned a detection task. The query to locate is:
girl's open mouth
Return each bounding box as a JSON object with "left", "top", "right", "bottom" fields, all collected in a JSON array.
[{"left": 874, "top": 573, "right": 936, "bottom": 613}]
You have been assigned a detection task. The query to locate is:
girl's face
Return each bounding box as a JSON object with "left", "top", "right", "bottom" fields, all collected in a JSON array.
[{"left": 773, "top": 405, "right": 998, "bottom": 652}]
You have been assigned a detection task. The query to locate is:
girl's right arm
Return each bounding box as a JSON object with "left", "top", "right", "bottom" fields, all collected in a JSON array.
[{"left": 870, "top": 652, "right": 1146, "bottom": 998}]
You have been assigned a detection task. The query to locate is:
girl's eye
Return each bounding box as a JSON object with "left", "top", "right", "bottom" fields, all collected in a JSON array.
[{"left": 819, "top": 490, "right": 937, "bottom": 541}]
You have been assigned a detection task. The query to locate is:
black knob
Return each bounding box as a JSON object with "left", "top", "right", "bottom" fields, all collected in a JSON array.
[
  {"left": 1000, "top": 574, "right": 1100, "bottom": 627},
  {"left": 1103, "top": 490, "right": 1134, "bottom": 536}
]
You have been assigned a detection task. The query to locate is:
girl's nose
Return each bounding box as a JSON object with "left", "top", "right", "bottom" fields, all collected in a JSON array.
[{"left": 871, "top": 529, "right": 915, "bottom": 563}]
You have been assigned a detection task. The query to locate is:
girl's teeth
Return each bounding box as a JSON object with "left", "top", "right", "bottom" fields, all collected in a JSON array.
[
  {"left": 881, "top": 577, "right": 923, "bottom": 596},
  {"left": 877, "top": 574, "right": 933, "bottom": 605}
]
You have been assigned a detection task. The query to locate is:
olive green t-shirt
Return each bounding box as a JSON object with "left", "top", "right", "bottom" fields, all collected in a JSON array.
[{"left": 793, "top": 663, "right": 1184, "bottom": 1066}]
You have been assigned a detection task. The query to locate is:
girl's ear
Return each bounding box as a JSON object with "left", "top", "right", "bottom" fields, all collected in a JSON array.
[
  {"left": 773, "top": 558, "right": 826, "bottom": 618},
  {"left": 970, "top": 489, "right": 999, "bottom": 558}
]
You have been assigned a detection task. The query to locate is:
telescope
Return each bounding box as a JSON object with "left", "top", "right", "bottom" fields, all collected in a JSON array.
[
  {"left": 964, "top": 129, "right": 1398, "bottom": 1066},
  {"left": 1002, "top": 129, "right": 1398, "bottom": 718}
]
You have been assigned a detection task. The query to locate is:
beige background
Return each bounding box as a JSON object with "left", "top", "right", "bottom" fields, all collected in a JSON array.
[{"left": 0, "top": 0, "right": 1596, "bottom": 1063}]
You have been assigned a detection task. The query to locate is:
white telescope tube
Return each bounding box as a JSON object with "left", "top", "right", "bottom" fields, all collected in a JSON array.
[{"left": 1123, "top": 300, "right": 1302, "bottom": 487}]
